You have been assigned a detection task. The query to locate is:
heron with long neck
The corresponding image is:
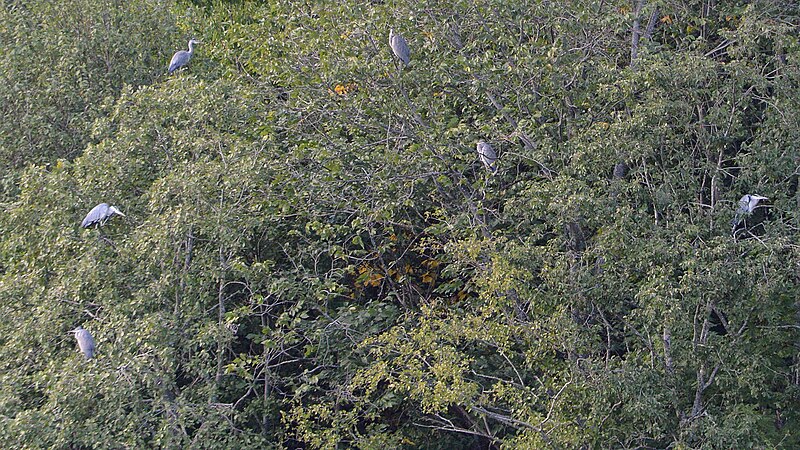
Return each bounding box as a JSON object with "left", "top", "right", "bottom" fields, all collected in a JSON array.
[
  {"left": 389, "top": 29, "right": 410, "bottom": 66},
  {"left": 68, "top": 326, "right": 95, "bottom": 360},
  {"left": 169, "top": 39, "right": 201, "bottom": 74},
  {"left": 81, "top": 203, "right": 125, "bottom": 228},
  {"left": 731, "top": 194, "right": 768, "bottom": 233},
  {"left": 477, "top": 140, "right": 497, "bottom": 174}
]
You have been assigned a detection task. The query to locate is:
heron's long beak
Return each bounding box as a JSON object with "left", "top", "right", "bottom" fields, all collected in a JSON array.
[{"left": 117, "top": 211, "right": 126, "bottom": 217}]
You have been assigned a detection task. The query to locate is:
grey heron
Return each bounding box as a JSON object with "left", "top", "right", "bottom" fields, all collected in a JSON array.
[
  {"left": 389, "top": 29, "right": 410, "bottom": 66},
  {"left": 169, "top": 39, "right": 201, "bottom": 74},
  {"left": 477, "top": 140, "right": 497, "bottom": 173},
  {"left": 68, "top": 326, "right": 95, "bottom": 360},
  {"left": 613, "top": 162, "right": 628, "bottom": 179},
  {"left": 731, "top": 194, "right": 768, "bottom": 233},
  {"left": 81, "top": 203, "right": 125, "bottom": 228}
]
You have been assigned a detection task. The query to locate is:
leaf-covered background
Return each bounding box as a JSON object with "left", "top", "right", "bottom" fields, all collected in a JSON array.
[{"left": 0, "top": 0, "right": 798, "bottom": 448}]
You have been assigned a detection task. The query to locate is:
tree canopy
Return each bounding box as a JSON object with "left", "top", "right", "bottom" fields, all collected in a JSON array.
[{"left": 0, "top": 0, "right": 798, "bottom": 448}]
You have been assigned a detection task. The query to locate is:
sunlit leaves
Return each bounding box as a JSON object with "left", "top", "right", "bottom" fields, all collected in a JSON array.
[{"left": 1, "top": 0, "right": 799, "bottom": 448}]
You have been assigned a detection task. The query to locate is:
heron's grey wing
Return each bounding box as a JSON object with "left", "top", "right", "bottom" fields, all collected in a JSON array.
[
  {"left": 478, "top": 143, "right": 496, "bottom": 161},
  {"left": 81, "top": 203, "right": 110, "bottom": 228},
  {"left": 484, "top": 145, "right": 497, "bottom": 162},
  {"left": 613, "top": 162, "right": 628, "bottom": 179},
  {"left": 77, "top": 329, "right": 95, "bottom": 359},
  {"left": 731, "top": 196, "right": 750, "bottom": 230},
  {"left": 169, "top": 51, "right": 188, "bottom": 73},
  {"left": 477, "top": 143, "right": 498, "bottom": 173},
  {"left": 738, "top": 195, "right": 751, "bottom": 212},
  {"left": 399, "top": 39, "right": 410, "bottom": 64},
  {"left": 391, "top": 35, "right": 410, "bottom": 65}
]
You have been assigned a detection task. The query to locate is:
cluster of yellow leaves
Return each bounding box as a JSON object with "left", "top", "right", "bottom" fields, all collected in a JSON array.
[
  {"left": 330, "top": 82, "right": 358, "bottom": 97},
  {"left": 356, "top": 258, "right": 442, "bottom": 289},
  {"left": 420, "top": 258, "right": 439, "bottom": 284},
  {"left": 357, "top": 264, "right": 384, "bottom": 287}
]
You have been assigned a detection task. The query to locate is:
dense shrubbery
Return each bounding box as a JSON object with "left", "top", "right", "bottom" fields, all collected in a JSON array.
[{"left": 0, "top": 0, "right": 798, "bottom": 448}]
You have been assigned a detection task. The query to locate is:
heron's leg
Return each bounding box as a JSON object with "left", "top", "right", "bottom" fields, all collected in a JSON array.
[
  {"left": 96, "top": 229, "right": 116, "bottom": 248},
  {"left": 100, "top": 235, "right": 116, "bottom": 248}
]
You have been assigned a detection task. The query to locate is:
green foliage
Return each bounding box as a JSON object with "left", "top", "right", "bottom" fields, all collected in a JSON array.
[
  {"left": 0, "top": 0, "right": 177, "bottom": 198},
  {"left": 0, "top": 0, "right": 799, "bottom": 448}
]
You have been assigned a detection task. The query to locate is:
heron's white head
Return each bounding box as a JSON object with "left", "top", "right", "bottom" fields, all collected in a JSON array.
[
  {"left": 738, "top": 194, "right": 769, "bottom": 214},
  {"left": 187, "top": 39, "right": 201, "bottom": 52},
  {"left": 109, "top": 206, "right": 126, "bottom": 217},
  {"left": 68, "top": 326, "right": 83, "bottom": 335},
  {"left": 749, "top": 195, "right": 768, "bottom": 210}
]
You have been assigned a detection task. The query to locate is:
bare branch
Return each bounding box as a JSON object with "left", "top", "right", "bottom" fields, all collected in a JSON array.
[
  {"left": 663, "top": 325, "right": 674, "bottom": 375},
  {"left": 702, "top": 364, "right": 720, "bottom": 391},
  {"left": 643, "top": 7, "right": 659, "bottom": 41},
  {"left": 471, "top": 405, "right": 535, "bottom": 430},
  {"left": 630, "top": 0, "right": 646, "bottom": 66}
]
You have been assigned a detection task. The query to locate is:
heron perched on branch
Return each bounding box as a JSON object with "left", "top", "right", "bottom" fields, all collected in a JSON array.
[
  {"left": 389, "top": 29, "right": 410, "bottom": 66},
  {"left": 169, "top": 39, "right": 201, "bottom": 74},
  {"left": 731, "top": 194, "right": 768, "bottom": 233},
  {"left": 477, "top": 141, "right": 497, "bottom": 173},
  {"left": 81, "top": 203, "right": 125, "bottom": 228},
  {"left": 68, "top": 326, "right": 95, "bottom": 360},
  {"left": 613, "top": 162, "right": 628, "bottom": 179}
]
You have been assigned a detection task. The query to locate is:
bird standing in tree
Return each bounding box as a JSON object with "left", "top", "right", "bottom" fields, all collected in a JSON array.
[
  {"left": 613, "top": 162, "right": 628, "bottom": 179},
  {"left": 68, "top": 326, "right": 95, "bottom": 360},
  {"left": 81, "top": 203, "right": 125, "bottom": 228},
  {"left": 389, "top": 29, "right": 410, "bottom": 67},
  {"left": 477, "top": 141, "right": 498, "bottom": 174},
  {"left": 169, "top": 39, "right": 201, "bottom": 74},
  {"left": 731, "top": 194, "right": 768, "bottom": 234}
]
